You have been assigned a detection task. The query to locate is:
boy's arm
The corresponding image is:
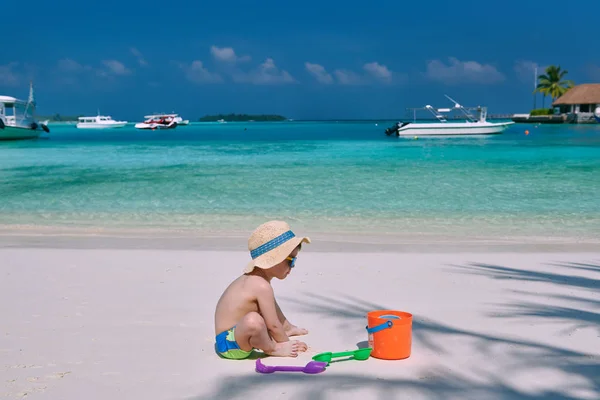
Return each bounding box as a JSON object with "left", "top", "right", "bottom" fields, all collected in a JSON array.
[
  {"left": 256, "top": 282, "right": 289, "bottom": 343},
  {"left": 275, "top": 299, "right": 292, "bottom": 330}
]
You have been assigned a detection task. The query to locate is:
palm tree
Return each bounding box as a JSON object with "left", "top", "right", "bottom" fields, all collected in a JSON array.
[{"left": 534, "top": 65, "right": 575, "bottom": 108}]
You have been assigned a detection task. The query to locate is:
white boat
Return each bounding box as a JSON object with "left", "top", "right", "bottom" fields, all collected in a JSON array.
[
  {"left": 174, "top": 116, "right": 189, "bottom": 126},
  {"left": 76, "top": 114, "right": 127, "bottom": 129},
  {"left": 143, "top": 113, "right": 189, "bottom": 126},
  {"left": 594, "top": 106, "right": 600, "bottom": 123},
  {"left": 385, "top": 95, "right": 514, "bottom": 137},
  {"left": 0, "top": 83, "right": 50, "bottom": 141},
  {"left": 134, "top": 114, "right": 178, "bottom": 130}
]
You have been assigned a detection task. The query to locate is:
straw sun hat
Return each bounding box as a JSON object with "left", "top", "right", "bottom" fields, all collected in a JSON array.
[{"left": 243, "top": 220, "right": 311, "bottom": 274}]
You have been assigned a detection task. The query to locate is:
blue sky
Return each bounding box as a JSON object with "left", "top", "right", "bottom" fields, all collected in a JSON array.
[{"left": 2, "top": 0, "right": 599, "bottom": 120}]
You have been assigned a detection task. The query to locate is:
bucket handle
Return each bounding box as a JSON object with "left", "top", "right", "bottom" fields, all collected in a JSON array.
[{"left": 366, "top": 320, "right": 393, "bottom": 334}]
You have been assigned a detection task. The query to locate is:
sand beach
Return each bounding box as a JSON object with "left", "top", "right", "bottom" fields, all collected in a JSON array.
[{"left": 1, "top": 236, "right": 598, "bottom": 399}]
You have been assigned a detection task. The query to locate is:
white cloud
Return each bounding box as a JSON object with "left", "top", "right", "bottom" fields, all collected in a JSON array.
[
  {"left": 233, "top": 58, "right": 295, "bottom": 85},
  {"left": 57, "top": 59, "right": 130, "bottom": 78},
  {"left": 208, "top": 46, "right": 294, "bottom": 85},
  {"left": 102, "top": 60, "right": 131, "bottom": 76},
  {"left": 210, "top": 46, "right": 251, "bottom": 63},
  {"left": 130, "top": 47, "right": 148, "bottom": 67},
  {"left": 363, "top": 62, "right": 392, "bottom": 83},
  {"left": 54, "top": 59, "right": 95, "bottom": 85},
  {"left": 514, "top": 60, "right": 546, "bottom": 84},
  {"left": 306, "top": 61, "right": 398, "bottom": 85},
  {"left": 53, "top": 58, "right": 130, "bottom": 87},
  {"left": 305, "top": 62, "right": 333, "bottom": 84},
  {"left": 179, "top": 60, "right": 223, "bottom": 84},
  {"left": 425, "top": 57, "right": 505, "bottom": 84},
  {"left": 333, "top": 69, "right": 363, "bottom": 85},
  {"left": 57, "top": 58, "right": 93, "bottom": 73},
  {"left": 0, "top": 62, "right": 21, "bottom": 86}
]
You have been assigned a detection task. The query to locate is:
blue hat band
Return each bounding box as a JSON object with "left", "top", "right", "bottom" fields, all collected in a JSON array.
[{"left": 250, "top": 230, "right": 296, "bottom": 259}]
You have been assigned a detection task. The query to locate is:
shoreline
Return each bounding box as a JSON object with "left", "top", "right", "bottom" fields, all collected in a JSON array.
[{"left": 1, "top": 224, "right": 599, "bottom": 252}]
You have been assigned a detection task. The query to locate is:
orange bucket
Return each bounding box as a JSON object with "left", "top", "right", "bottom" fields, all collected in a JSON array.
[{"left": 366, "top": 310, "right": 412, "bottom": 360}]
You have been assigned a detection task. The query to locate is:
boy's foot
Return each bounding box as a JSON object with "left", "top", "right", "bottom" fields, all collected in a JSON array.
[
  {"left": 268, "top": 340, "right": 306, "bottom": 357},
  {"left": 285, "top": 325, "right": 308, "bottom": 337}
]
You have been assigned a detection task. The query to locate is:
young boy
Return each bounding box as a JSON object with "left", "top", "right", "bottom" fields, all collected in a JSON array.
[{"left": 214, "top": 220, "right": 310, "bottom": 359}]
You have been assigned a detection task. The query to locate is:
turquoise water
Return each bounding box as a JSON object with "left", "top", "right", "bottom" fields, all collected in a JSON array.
[{"left": 1, "top": 121, "right": 600, "bottom": 240}]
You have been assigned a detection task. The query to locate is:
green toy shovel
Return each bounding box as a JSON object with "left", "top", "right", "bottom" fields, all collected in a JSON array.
[{"left": 312, "top": 348, "right": 372, "bottom": 365}]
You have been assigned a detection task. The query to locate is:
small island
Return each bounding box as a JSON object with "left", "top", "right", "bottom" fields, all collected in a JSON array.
[
  {"left": 38, "top": 113, "right": 82, "bottom": 122},
  {"left": 198, "top": 113, "right": 287, "bottom": 122}
]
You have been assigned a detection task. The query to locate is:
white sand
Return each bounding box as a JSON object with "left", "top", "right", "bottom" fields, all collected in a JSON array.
[{"left": 1, "top": 248, "right": 599, "bottom": 399}]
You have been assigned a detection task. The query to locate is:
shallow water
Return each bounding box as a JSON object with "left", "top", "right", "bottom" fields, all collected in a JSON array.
[{"left": 1, "top": 121, "right": 599, "bottom": 240}]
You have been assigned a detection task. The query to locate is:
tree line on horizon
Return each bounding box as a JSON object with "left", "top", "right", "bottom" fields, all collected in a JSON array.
[
  {"left": 37, "top": 113, "right": 82, "bottom": 122},
  {"left": 35, "top": 113, "right": 289, "bottom": 123},
  {"left": 198, "top": 113, "right": 287, "bottom": 122}
]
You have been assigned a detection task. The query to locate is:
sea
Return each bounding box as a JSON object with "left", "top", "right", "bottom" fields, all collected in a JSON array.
[{"left": 1, "top": 121, "right": 599, "bottom": 244}]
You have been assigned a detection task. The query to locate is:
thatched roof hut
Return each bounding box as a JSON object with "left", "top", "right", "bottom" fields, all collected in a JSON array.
[{"left": 552, "top": 83, "right": 600, "bottom": 106}]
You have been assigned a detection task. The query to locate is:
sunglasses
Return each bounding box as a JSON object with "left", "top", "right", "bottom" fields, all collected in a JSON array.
[{"left": 285, "top": 256, "right": 296, "bottom": 268}]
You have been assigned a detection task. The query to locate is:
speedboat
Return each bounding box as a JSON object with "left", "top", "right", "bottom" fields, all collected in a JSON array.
[
  {"left": 594, "top": 106, "right": 600, "bottom": 123},
  {"left": 0, "top": 82, "right": 50, "bottom": 141},
  {"left": 384, "top": 95, "right": 514, "bottom": 137},
  {"left": 134, "top": 114, "right": 178, "bottom": 130},
  {"left": 142, "top": 113, "right": 188, "bottom": 126},
  {"left": 77, "top": 114, "right": 127, "bottom": 129}
]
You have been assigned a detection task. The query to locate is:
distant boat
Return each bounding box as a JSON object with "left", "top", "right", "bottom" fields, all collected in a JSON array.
[
  {"left": 384, "top": 95, "right": 514, "bottom": 137},
  {"left": 594, "top": 106, "right": 600, "bottom": 123},
  {"left": 135, "top": 114, "right": 178, "bottom": 130},
  {"left": 144, "top": 113, "right": 189, "bottom": 126},
  {"left": 0, "top": 82, "right": 50, "bottom": 141},
  {"left": 76, "top": 114, "right": 127, "bottom": 129}
]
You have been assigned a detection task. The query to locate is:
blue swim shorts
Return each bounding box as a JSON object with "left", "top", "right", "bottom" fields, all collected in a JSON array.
[{"left": 215, "top": 326, "right": 253, "bottom": 360}]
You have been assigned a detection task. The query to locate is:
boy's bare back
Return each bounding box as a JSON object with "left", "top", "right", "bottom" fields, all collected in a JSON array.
[{"left": 214, "top": 274, "right": 266, "bottom": 335}]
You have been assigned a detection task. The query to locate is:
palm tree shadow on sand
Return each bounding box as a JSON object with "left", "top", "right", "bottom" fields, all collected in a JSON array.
[
  {"left": 194, "top": 258, "right": 599, "bottom": 400},
  {"left": 452, "top": 261, "right": 600, "bottom": 336}
]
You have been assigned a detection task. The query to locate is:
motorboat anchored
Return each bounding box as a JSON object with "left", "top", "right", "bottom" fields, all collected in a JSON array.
[
  {"left": 143, "top": 113, "right": 189, "bottom": 126},
  {"left": 594, "top": 106, "right": 600, "bottom": 123},
  {"left": 0, "top": 82, "right": 50, "bottom": 141},
  {"left": 384, "top": 95, "right": 514, "bottom": 137},
  {"left": 77, "top": 114, "right": 127, "bottom": 129},
  {"left": 134, "top": 114, "right": 178, "bottom": 130}
]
